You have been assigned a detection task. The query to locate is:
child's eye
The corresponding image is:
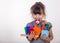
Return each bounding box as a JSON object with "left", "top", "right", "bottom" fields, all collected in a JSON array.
[{"left": 34, "top": 13, "right": 42, "bottom": 15}]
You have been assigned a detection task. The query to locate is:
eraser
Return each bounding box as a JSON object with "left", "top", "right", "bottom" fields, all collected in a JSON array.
[{"left": 41, "top": 30, "right": 49, "bottom": 37}]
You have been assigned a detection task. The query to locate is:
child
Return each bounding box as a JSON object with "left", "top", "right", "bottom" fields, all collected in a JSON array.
[{"left": 26, "top": 2, "right": 53, "bottom": 43}]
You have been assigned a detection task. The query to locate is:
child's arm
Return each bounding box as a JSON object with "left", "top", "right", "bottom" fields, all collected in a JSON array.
[
  {"left": 41, "top": 28, "right": 53, "bottom": 42},
  {"left": 41, "top": 22, "right": 53, "bottom": 42},
  {"left": 45, "top": 28, "right": 53, "bottom": 41}
]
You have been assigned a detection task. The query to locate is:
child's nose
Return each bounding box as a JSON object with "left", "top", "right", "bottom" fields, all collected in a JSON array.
[{"left": 36, "top": 14, "right": 40, "bottom": 19}]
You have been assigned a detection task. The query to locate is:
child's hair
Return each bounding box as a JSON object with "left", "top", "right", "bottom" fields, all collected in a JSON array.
[{"left": 31, "top": 2, "right": 45, "bottom": 15}]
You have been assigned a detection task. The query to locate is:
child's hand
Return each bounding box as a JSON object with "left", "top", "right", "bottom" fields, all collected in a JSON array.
[
  {"left": 28, "top": 31, "right": 35, "bottom": 41},
  {"left": 41, "top": 34, "right": 46, "bottom": 41},
  {"left": 41, "top": 34, "right": 50, "bottom": 42},
  {"left": 45, "top": 37, "right": 50, "bottom": 42}
]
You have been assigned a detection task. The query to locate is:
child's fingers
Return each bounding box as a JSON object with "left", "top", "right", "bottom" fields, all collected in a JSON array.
[
  {"left": 41, "top": 34, "right": 46, "bottom": 40},
  {"left": 30, "top": 31, "right": 35, "bottom": 34}
]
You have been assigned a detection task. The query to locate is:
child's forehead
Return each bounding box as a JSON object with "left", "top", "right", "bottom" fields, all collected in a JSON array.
[{"left": 31, "top": 9, "right": 44, "bottom": 15}]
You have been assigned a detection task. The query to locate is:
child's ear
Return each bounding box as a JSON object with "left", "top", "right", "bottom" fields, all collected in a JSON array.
[
  {"left": 42, "top": 15, "right": 46, "bottom": 20},
  {"left": 43, "top": 15, "right": 46, "bottom": 19},
  {"left": 30, "top": 9, "right": 33, "bottom": 14}
]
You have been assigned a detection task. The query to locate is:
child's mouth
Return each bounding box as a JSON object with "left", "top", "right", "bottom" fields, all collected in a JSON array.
[{"left": 35, "top": 19, "right": 40, "bottom": 24}]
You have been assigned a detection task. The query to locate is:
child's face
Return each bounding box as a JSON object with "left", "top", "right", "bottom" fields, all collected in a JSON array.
[{"left": 31, "top": 10, "right": 45, "bottom": 22}]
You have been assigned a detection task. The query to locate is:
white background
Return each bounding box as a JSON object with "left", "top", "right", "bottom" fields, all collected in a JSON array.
[{"left": 0, "top": 0, "right": 60, "bottom": 43}]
